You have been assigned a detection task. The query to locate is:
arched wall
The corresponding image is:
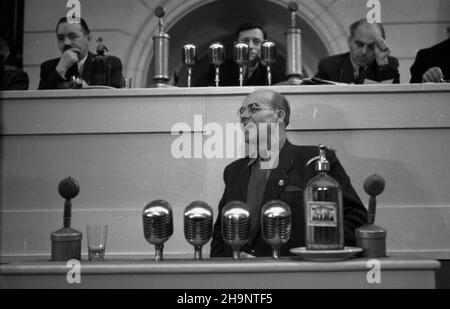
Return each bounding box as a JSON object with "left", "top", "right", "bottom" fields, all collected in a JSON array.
[{"left": 126, "top": 0, "right": 350, "bottom": 88}]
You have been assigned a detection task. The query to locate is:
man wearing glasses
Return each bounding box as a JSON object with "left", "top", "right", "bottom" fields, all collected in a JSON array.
[
  {"left": 203, "top": 23, "right": 284, "bottom": 86},
  {"left": 210, "top": 89, "right": 368, "bottom": 257}
]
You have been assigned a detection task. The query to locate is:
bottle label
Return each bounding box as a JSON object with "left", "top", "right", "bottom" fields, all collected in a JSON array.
[{"left": 307, "top": 201, "right": 337, "bottom": 227}]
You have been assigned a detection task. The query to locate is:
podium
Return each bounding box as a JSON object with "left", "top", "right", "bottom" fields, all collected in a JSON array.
[
  {"left": 1, "top": 84, "right": 449, "bottom": 288},
  {"left": 0, "top": 256, "right": 440, "bottom": 289}
]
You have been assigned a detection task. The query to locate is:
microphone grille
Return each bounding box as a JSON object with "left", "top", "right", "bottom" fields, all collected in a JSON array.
[
  {"left": 261, "top": 41, "right": 277, "bottom": 65},
  {"left": 182, "top": 44, "right": 197, "bottom": 66},
  {"left": 288, "top": 1, "right": 298, "bottom": 12},
  {"left": 222, "top": 201, "right": 250, "bottom": 242},
  {"left": 209, "top": 42, "right": 225, "bottom": 66},
  {"left": 58, "top": 177, "right": 80, "bottom": 200},
  {"left": 363, "top": 174, "right": 385, "bottom": 196},
  {"left": 261, "top": 200, "right": 291, "bottom": 244},
  {"left": 143, "top": 199, "right": 173, "bottom": 244},
  {"left": 184, "top": 201, "right": 213, "bottom": 246},
  {"left": 233, "top": 42, "right": 249, "bottom": 64}
]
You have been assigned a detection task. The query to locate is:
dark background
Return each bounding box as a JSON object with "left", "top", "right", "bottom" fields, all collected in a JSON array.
[{"left": 1, "top": 0, "right": 24, "bottom": 68}]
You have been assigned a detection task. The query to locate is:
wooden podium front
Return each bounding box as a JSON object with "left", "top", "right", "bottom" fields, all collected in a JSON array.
[
  {"left": 1, "top": 84, "right": 449, "bottom": 289},
  {"left": 0, "top": 256, "right": 440, "bottom": 289}
]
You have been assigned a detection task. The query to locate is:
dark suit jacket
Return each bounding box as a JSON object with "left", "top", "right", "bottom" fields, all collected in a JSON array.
[
  {"left": 202, "top": 58, "right": 284, "bottom": 86},
  {"left": 410, "top": 38, "right": 450, "bottom": 83},
  {"left": 38, "top": 52, "right": 124, "bottom": 89},
  {"left": 210, "top": 140, "right": 368, "bottom": 257},
  {"left": 315, "top": 52, "right": 400, "bottom": 84},
  {"left": 0, "top": 64, "right": 29, "bottom": 90}
]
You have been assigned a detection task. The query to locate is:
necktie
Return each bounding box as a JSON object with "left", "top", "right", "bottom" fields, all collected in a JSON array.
[
  {"left": 246, "top": 159, "right": 268, "bottom": 237},
  {"left": 66, "top": 64, "right": 80, "bottom": 80},
  {"left": 355, "top": 66, "right": 366, "bottom": 84}
]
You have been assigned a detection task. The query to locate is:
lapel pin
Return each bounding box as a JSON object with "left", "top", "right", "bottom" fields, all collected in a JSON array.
[{"left": 278, "top": 179, "right": 284, "bottom": 186}]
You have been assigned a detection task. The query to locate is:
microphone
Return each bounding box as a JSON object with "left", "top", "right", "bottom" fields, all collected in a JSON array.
[
  {"left": 184, "top": 201, "right": 213, "bottom": 260},
  {"left": 288, "top": 1, "right": 298, "bottom": 28},
  {"left": 182, "top": 44, "right": 197, "bottom": 87},
  {"left": 152, "top": 6, "right": 170, "bottom": 85},
  {"left": 261, "top": 41, "right": 277, "bottom": 85},
  {"left": 222, "top": 201, "right": 250, "bottom": 260},
  {"left": 142, "top": 199, "right": 173, "bottom": 261},
  {"left": 285, "top": 1, "right": 303, "bottom": 81},
  {"left": 363, "top": 174, "right": 386, "bottom": 224},
  {"left": 261, "top": 200, "right": 291, "bottom": 259},
  {"left": 233, "top": 42, "right": 249, "bottom": 86},
  {"left": 208, "top": 42, "right": 225, "bottom": 87},
  {"left": 51, "top": 177, "right": 82, "bottom": 261},
  {"left": 58, "top": 176, "right": 80, "bottom": 228},
  {"left": 356, "top": 174, "right": 387, "bottom": 257}
]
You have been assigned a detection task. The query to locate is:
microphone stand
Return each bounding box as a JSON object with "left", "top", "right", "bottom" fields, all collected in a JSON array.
[
  {"left": 154, "top": 243, "right": 164, "bottom": 261},
  {"left": 151, "top": 6, "right": 174, "bottom": 88},
  {"left": 277, "top": 1, "right": 303, "bottom": 85}
]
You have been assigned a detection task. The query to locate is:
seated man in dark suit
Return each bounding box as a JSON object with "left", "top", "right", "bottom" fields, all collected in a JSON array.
[
  {"left": 315, "top": 19, "right": 400, "bottom": 84},
  {"left": 202, "top": 23, "right": 284, "bottom": 86},
  {"left": 410, "top": 37, "right": 450, "bottom": 83},
  {"left": 0, "top": 38, "right": 29, "bottom": 90},
  {"left": 210, "top": 89, "right": 368, "bottom": 257},
  {"left": 38, "top": 17, "right": 124, "bottom": 89}
]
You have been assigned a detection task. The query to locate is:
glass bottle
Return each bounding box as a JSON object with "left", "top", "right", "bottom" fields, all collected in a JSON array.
[{"left": 304, "top": 145, "right": 344, "bottom": 250}]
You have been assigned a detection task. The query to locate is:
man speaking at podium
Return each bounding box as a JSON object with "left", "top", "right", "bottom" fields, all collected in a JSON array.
[
  {"left": 210, "top": 90, "right": 368, "bottom": 257},
  {"left": 38, "top": 17, "right": 124, "bottom": 89}
]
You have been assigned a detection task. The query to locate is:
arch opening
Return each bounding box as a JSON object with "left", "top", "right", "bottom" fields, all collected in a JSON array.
[{"left": 145, "top": 0, "right": 332, "bottom": 87}]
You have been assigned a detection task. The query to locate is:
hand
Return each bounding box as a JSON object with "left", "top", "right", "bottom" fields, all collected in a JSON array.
[
  {"left": 55, "top": 48, "right": 80, "bottom": 77},
  {"left": 374, "top": 37, "right": 390, "bottom": 66},
  {"left": 80, "top": 79, "right": 89, "bottom": 88},
  {"left": 422, "top": 67, "right": 444, "bottom": 83}
]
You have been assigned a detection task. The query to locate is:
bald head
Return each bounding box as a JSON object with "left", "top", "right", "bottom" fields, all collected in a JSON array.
[
  {"left": 243, "top": 90, "right": 291, "bottom": 127},
  {"left": 350, "top": 19, "right": 385, "bottom": 40}
]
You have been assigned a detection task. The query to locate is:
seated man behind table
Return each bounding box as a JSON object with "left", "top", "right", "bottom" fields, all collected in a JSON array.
[
  {"left": 0, "top": 38, "right": 29, "bottom": 90},
  {"left": 210, "top": 89, "right": 368, "bottom": 257},
  {"left": 315, "top": 19, "right": 400, "bottom": 84},
  {"left": 204, "top": 22, "right": 284, "bottom": 86},
  {"left": 38, "top": 17, "right": 124, "bottom": 89},
  {"left": 410, "top": 36, "right": 450, "bottom": 83}
]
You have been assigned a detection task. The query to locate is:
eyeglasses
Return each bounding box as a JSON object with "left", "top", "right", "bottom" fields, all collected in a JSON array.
[{"left": 237, "top": 103, "right": 277, "bottom": 116}]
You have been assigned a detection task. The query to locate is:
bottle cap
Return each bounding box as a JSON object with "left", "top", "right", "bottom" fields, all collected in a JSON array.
[{"left": 306, "top": 144, "right": 330, "bottom": 172}]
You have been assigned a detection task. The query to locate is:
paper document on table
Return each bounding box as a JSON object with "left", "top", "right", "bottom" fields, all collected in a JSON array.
[{"left": 364, "top": 79, "right": 394, "bottom": 84}]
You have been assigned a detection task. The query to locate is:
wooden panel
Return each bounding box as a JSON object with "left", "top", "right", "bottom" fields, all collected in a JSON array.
[
  {"left": 1, "top": 85, "right": 450, "bottom": 259},
  {"left": 0, "top": 257, "right": 439, "bottom": 289},
  {"left": 2, "top": 85, "right": 450, "bottom": 134}
]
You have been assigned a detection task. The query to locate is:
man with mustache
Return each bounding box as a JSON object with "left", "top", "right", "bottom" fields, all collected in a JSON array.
[
  {"left": 204, "top": 22, "right": 285, "bottom": 86},
  {"left": 38, "top": 17, "right": 124, "bottom": 89},
  {"left": 210, "top": 89, "right": 368, "bottom": 257},
  {"left": 315, "top": 19, "right": 400, "bottom": 84}
]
